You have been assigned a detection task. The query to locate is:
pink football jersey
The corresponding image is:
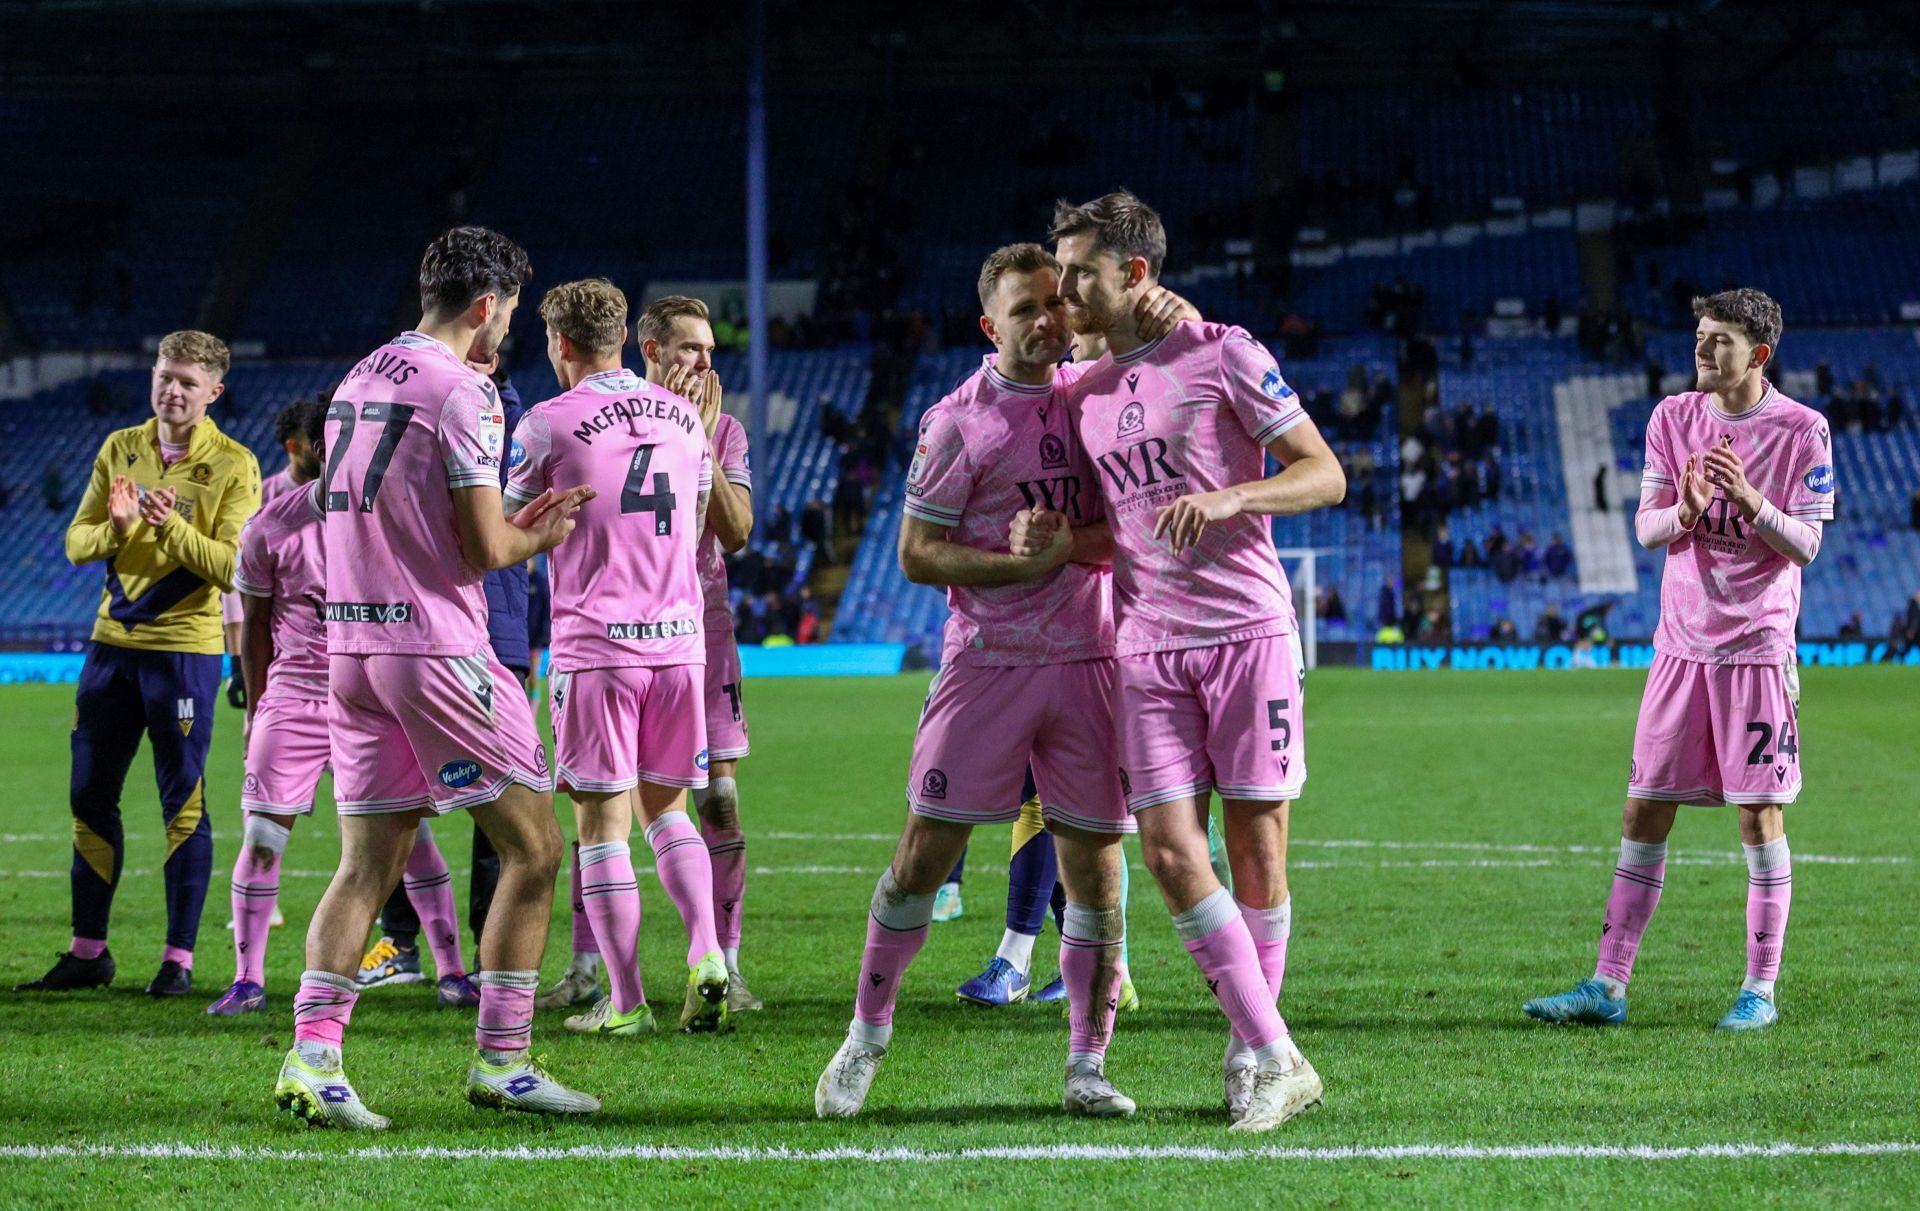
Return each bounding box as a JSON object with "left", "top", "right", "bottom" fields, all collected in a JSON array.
[
  {"left": 697, "top": 412, "right": 753, "bottom": 631},
  {"left": 323, "top": 331, "right": 506, "bottom": 656},
  {"left": 233, "top": 481, "right": 328, "bottom": 701},
  {"left": 507, "top": 368, "right": 712, "bottom": 670},
  {"left": 904, "top": 356, "right": 1113, "bottom": 667},
  {"left": 1641, "top": 382, "right": 1835, "bottom": 664},
  {"left": 260, "top": 466, "right": 299, "bottom": 504},
  {"left": 1069, "top": 321, "right": 1308, "bottom": 656}
]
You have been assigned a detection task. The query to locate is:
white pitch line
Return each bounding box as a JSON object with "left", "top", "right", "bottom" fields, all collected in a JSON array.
[
  {"left": 0, "top": 1140, "right": 1914, "bottom": 1164},
  {"left": 4, "top": 830, "right": 1908, "bottom": 866}
]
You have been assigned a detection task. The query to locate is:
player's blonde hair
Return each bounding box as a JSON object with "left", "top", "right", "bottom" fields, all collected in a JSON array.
[
  {"left": 976, "top": 243, "right": 1060, "bottom": 312},
  {"left": 155, "top": 330, "right": 231, "bottom": 381},
  {"left": 539, "top": 278, "right": 629, "bottom": 357},
  {"left": 636, "top": 294, "right": 711, "bottom": 350}
]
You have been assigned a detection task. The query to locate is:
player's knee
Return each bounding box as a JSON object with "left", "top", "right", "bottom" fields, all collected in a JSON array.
[{"left": 1139, "top": 833, "right": 1202, "bottom": 886}]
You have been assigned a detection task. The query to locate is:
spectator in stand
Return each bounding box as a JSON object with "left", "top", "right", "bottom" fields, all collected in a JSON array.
[
  {"left": 1644, "top": 356, "right": 1664, "bottom": 400},
  {"left": 762, "top": 592, "right": 793, "bottom": 640},
  {"left": 1431, "top": 523, "right": 1455, "bottom": 570},
  {"left": 800, "top": 497, "right": 832, "bottom": 564},
  {"left": 1815, "top": 359, "right": 1834, "bottom": 400},
  {"left": 736, "top": 594, "right": 768, "bottom": 645},
  {"left": 1484, "top": 525, "right": 1509, "bottom": 559},
  {"left": 1492, "top": 541, "right": 1522, "bottom": 585},
  {"left": 1544, "top": 532, "right": 1572, "bottom": 579},
  {"left": 1900, "top": 591, "right": 1920, "bottom": 658},
  {"left": 1418, "top": 605, "right": 1449, "bottom": 643},
  {"left": 1457, "top": 534, "right": 1483, "bottom": 569},
  {"left": 1493, "top": 618, "right": 1519, "bottom": 642},
  {"left": 1837, "top": 611, "right": 1865, "bottom": 639},
  {"left": 1518, "top": 531, "right": 1540, "bottom": 576},
  {"left": 1910, "top": 487, "right": 1920, "bottom": 532},
  {"left": 1377, "top": 582, "right": 1397, "bottom": 631},
  {"left": 796, "top": 586, "right": 822, "bottom": 644},
  {"left": 41, "top": 462, "right": 65, "bottom": 513},
  {"left": 1888, "top": 389, "right": 1906, "bottom": 431},
  {"left": 1534, "top": 606, "right": 1567, "bottom": 644},
  {"left": 768, "top": 502, "right": 794, "bottom": 544},
  {"left": 1593, "top": 463, "right": 1609, "bottom": 512},
  {"left": 1481, "top": 453, "right": 1502, "bottom": 501}
]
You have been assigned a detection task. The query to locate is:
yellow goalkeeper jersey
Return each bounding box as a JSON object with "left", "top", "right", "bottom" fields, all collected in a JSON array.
[{"left": 66, "top": 417, "right": 262, "bottom": 654}]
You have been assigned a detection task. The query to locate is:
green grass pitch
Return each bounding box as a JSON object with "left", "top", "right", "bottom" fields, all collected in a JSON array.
[{"left": 0, "top": 667, "right": 1916, "bottom": 1207}]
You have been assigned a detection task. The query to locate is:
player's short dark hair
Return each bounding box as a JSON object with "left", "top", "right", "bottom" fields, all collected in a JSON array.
[
  {"left": 418, "top": 226, "right": 532, "bottom": 319},
  {"left": 302, "top": 399, "right": 327, "bottom": 458},
  {"left": 273, "top": 399, "right": 317, "bottom": 445},
  {"left": 1048, "top": 190, "right": 1167, "bottom": 277},
  {"left": 976, "top": 243, "right": 1060, "bottom": 312},
  {"left": 1692, "top": 289, "right": 1782, "bottom": 361}
]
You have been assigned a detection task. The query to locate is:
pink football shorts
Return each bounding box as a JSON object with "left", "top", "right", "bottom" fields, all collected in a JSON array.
[
  {"left": 703, "top": 628, "right": 750, "bottom": 762},
  {"left": 329, "top": 650, "right": 552, "bottom": 816},
  {"left": 906, "top": 658, "right": 1133, "bottom": 835},
  {"left": 551, "top": 664, "right": 710, "bottom": 795},
  {"left": 1115, "top": 632, "right": 1306, "bottom": 812},
  {"left": 240, "top": 695, "right": 330, "bottom": 816},
  {"left": 1628, "top": 652, "right": 1802, "bottom": 806}
]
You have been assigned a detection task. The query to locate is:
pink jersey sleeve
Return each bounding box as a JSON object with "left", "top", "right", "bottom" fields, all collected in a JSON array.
[
  {"left": 902, "top": 405, "right": 973, "bottom": 528},
  {"left": 233, "top": 517, "right": 276, "bottom": 598},
  {"left": 717, "top": 416, "right": 751, "bottom": 489},
  {"left": 699, "top": 445, "right": 714, "bottom": 491},
  {"left": 1640, "top": 402, "right": 1678, "bottom": 491},
  {"left": 1780, "top": 421, "right": 1836, "bottom": 521},
  {"left": 503, "top": 407, "right": 553, "bottom": 510},
  {"left": 439, "top": 379, "right": 507, "bottom": 491},
  {"left": 1218, "top": 329, "right": 1308, "bottom": 449}
]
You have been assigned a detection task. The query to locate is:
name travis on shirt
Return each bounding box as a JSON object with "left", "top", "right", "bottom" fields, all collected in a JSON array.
[
  {"left": 573, "top": 396, "right": 697, "bottom": 445},
  {"left": 324, "top": 601, "right": 415, "bottom": 624},
  {"left": 607, "top": 617, "right": 698, "bottom": 641}
]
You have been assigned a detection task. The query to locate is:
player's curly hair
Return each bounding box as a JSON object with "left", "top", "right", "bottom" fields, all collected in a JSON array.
[
  {"left": 155, "top": 330, "right": 231, "bottom": 380},
  {"left": 418, "top": 226, "right": 532, "bottom": 319},
  {"left": 1048, "top": 190, "right": 1167, "bottom": 277},
  {"left": 976, "top": 243, "right": 1060, "bottom": 311},
  {"left": 539, "top": 278, "right": 630, "bottom": 357},
  {"left": 1692, "top": 289, "right": 1782, "bottom": 363},
  {"left": 273, "top": 399, "right": 317, "bottom": 445},
  {"left": 635, "top": 294, "right": 711, "bottom": 351}
]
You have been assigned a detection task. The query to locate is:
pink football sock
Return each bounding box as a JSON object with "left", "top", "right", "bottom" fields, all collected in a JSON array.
[
  {"left": 1595, "top": 839, "right": 1667, "bottom": 986},
  {"left": 230, "top": 847, "right": 281, "bottom": 986},
  {"left": 293, "top": 970, "right": 357, "bottom": 1049},
  {"left": 579, "top": 840, "right": 645, "bottom": 1013},
  {"left": 703, "top": 821, "right": 747, "bottom": 955},
  {"left": 1175, "top": 889, "right": 1288, "bottom": 1055},
  {"left": 644, "top": 811, "right": 720, "bottom": 965},
  {"left": 852, "top": 870, "right": 935, "bottom": 1036},
  {"left": 402, "top": 825, "right": 464, "bottom": 980},
  {"left": 1745, "top": 838, "right": 1792, "bottom": 989},
  {"left": 1061, "top": 903, "right": 1124, "bottom": 1064}
]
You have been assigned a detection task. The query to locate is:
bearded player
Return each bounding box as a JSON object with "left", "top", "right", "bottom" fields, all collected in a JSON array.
[
  {"left": 270, "top": 227, "right": 596, "bottom": 1128},
  {"left": 1525, "top": 288, "right": 1829, "bottom": 1033},
  {"left": 815, "top": 244, "right": 1191, "bottom": 1120},
  {"left": 1050, "top": 191, "right": 1344, "bottom": 1132}
]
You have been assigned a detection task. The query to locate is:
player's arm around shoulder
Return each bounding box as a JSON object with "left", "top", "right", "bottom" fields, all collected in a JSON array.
[{"left": 64, "top": 431, "right": 133, "bottom": 565}]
